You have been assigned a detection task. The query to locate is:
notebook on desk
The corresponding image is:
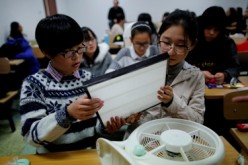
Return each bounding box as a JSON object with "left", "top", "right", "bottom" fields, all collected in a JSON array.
[{"left": 83, "top": 53, "right": 169, "bottom": 127}]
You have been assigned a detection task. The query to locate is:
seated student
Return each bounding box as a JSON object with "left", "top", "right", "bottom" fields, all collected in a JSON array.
[
  {"left": 4, "top": 22, "right": 40, "bottom": 75},
  {"left": 106, "top": 9, "right": 205, "bottom": 138},
  {"left": 109, "top": 13, "right": 125, "bottom": 43},
  {"left": 19, "top": 14, "right": 125, "bottom": 153},
  {"left": 81, "top": 27, "right": 112, "bottom": 77},
  {"left": 106, "top": 22, "right": 160, "bottom": 73},
  {"left": 186, "top": 6, "right": 240, "bottom": 85},
  {"left": 137, "top": 13, "right": 158, "bottom": 45},
  {"left": 123, "top": 13, "right": 159, "bottom": 48}
]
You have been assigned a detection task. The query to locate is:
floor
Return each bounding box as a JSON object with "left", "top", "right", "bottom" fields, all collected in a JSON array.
[{"left": 0, "top": 99, "right": 36, "bottom": 157}]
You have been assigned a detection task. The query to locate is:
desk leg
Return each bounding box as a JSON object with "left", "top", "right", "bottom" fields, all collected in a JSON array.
[{"left": 8, "top": 114, "right": 16, "bottom": 132}]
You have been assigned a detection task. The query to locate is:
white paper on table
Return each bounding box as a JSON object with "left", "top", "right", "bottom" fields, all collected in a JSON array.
[{"left": 83, "top": 53, "right": 168, "bottom": 126}]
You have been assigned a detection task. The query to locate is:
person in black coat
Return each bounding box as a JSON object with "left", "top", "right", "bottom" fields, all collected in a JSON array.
[
  {"left": 186, "top": 6, "right": 240, "bottom": 85},
  {"left": 107, "top": 0, "right": 125, "bottom": 29}
]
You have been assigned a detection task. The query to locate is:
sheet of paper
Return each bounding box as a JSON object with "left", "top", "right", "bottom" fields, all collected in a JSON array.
[{"left": 84, "top": 54, "right": 168, "bottom": 125}]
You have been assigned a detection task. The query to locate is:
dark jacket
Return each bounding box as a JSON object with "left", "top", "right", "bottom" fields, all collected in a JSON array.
[
  {"left": 5, "top": 37, "right": 40, "bottom": 74},
  {"left": 186, "top": 35, "right": 240, "bottom": 82}
]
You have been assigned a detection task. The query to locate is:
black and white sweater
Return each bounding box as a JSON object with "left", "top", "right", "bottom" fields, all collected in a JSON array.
[{"left": 19, "top": 69, "right": 99, "bottom": 153}]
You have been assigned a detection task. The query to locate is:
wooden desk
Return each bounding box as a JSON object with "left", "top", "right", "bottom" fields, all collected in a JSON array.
[
  {"left": 9, "top": 59, "right": 24, "bottom": 66},
  {"left": 239, "top": 76, "right": 248, "bottom": 86},
  {"left": 0, "top": 136, "right": 244, "bottom": 165},
  {"left": 0, "top": 91, "right": 18, "bottom": 104},
  {"left": 230, "top": 128, "right": 248, "bottom": 160},
  {"left": 205, "top": 76, "right": 248, "bottom": 99}
]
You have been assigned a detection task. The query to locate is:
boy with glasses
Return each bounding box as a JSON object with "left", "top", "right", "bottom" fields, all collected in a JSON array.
[
  {"left": 106, "top": 21, "right": 159, "bottom": 73},
  {"left": 19, "top": 14, "right": 124, "bottom": 153}
]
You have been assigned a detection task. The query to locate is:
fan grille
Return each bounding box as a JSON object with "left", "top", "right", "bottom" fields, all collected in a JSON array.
[{"left": 138, "top": 123, "right": 216, "bottom": 161}]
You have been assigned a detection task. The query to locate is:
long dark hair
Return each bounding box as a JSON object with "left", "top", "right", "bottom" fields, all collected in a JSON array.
[
  {"left": 158, "top": 9, "right": 198, "bottom": 46},
  {"left": 137, "top": 13, "right": 157, "bottom": 35},
  {"left": 198, "top": 6, "right": 227, "bottom": 42},
  {"left": 81, "top": 26, "right": 99, "bottom": 64}
]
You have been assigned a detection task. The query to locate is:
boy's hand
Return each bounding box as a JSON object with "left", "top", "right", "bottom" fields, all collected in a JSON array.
[{"left": 67, "top": 95, "right": 104, "bottom": 121}]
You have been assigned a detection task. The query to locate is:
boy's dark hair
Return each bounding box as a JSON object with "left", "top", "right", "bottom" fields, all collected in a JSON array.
[
  {"left": 158, "top": 9, "right": 198, "bottom": 45},
  {"left": 81, "top": 26, "right": 99, "bottom": 63},
  {"left": 35, "top": 14, "right": 83, "bottom": 58}
]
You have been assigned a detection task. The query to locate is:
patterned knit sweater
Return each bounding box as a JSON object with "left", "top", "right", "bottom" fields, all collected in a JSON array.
[{"left": 19, "top": 69, "right": 100, "bottom": 153}]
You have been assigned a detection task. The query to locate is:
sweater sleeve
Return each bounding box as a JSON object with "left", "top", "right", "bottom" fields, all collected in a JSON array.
[{"left": 20, "top": 78, "right": 72, "bottom": 147}]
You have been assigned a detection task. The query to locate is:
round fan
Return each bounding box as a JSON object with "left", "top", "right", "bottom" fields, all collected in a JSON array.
[{"left": 96, "top": 118, "right": 225, "bottom": 165}]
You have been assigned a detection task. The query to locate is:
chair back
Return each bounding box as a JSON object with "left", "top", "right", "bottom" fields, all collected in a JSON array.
[
  {"left": 238, "top": 51, "right": 248, "bottom": 64},
  {"left": 223, "top": 89, "right": 248, "bottom": 120},
  {"left": 0, "top": 57, "right": 10, "bottom": 74},
  {"left": 238, "top": 51, "right": 248, "bottom": 74}
]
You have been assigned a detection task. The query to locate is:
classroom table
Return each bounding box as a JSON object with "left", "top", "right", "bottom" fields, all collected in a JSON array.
[
  {"left": 230, "top": 128, "right": 248, "bottom": 160},
  {"left": 0, "top": 136, "right": 245, "bottom": 165},
  {"left": 204, "top": 76, "right": 248, "bottom": 99}
]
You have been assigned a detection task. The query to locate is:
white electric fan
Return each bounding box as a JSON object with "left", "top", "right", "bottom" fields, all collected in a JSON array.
[{"left": 96, "top": 118, "right": 225, "bottom": 165}]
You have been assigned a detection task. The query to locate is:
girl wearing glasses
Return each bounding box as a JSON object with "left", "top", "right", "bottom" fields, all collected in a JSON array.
[
  {"left": 115, "top": 9, "right": 205, "bottom": 139},
  {"left": 105, "top": 21, "right": 160, "bottom": 73},
  {"left": 19, "top": 14, "right": 125, "bottom": 153},
  {"left": 81, "top": 27, "right": 112, "bottom": 77}
]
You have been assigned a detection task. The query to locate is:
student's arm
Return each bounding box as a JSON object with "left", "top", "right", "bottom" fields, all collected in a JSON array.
[
  {"left": 20, "top": 79, "right": 70, "bottom": 147},
  {"left": 20, "top": 78, "right": 103, "bottom": 147},
  {"left": 163, "top": 71, "right": 205, "bottom": 124}
]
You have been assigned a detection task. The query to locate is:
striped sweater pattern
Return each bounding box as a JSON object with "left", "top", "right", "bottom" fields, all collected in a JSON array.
[{"left": 19, "top": 69, "right": 99, "bottom": 152}]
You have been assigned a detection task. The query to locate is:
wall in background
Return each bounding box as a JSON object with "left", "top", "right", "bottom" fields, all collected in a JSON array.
[
  {"left": 0, "top": 0, "right": 247, "bottom": 45},
  {"left": 0, "top": 0, "right": 45, "bottom": 45},
  {"left": 55, "top": 0, "right": 248, "bottom": 42}
]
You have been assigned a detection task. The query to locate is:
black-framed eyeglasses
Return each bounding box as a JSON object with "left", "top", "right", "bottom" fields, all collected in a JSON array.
[
  {"left": 133, "top": 42, "right": 150, "bottom": 48},
  {"left": 61, "top": 43, "right": 87, "bottom": 59},
  {"left": 159, "top": 40, "right": 189, "bottom": 54}
]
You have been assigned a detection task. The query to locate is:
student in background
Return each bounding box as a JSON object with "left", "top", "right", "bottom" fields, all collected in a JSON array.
[
  {"left": 137, "top": 13, "right": 158, "bottom": 45},
  {"left": 226, "top": 7, "right": 238, "bottom": 34},
  {"left": 186, "top": 6, "right": 240, "bottom": 85},
  {"left": 81, "top": 27, "right": 112, "bottom": 77},
  {"left": 236, "top": 7, "right": 246, "bottom": 35},
  {"left": 107, "top": 9, "right": 205, "bottom": 138},
  {"left": 106, "top": 21, "right": 159, "bottom": 73},
  {"left": 4, "top": 22, "right": 40, "bottom": 75},
  {"left": 20, "top": 14, "right": 124, "bottom": 153},
  {"left": 156, "top": 12, "right": 170, "bottom": 32},
  {"left": 107, "top": 0, "right": 125, "bottom": 29},
  {"left": 109, "top": 12, "right": 125, "bottom": 41}
]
